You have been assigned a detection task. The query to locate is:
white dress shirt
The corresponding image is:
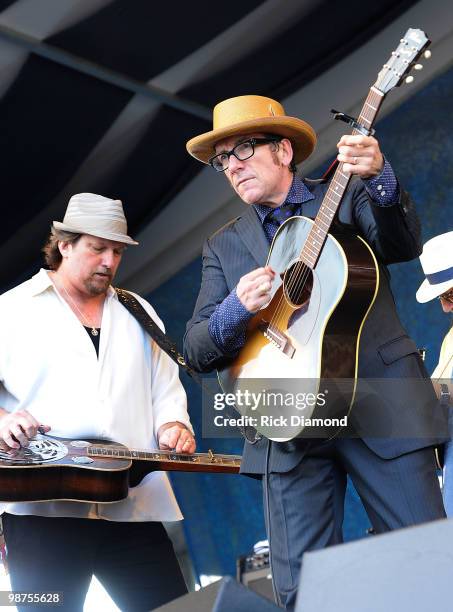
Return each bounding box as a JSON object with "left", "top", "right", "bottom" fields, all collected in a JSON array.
[
  {"left": 432, "top": 326, "right": 453, "bottom": 381},
  {"left": 0, "top": 269, "right": 193, "bottom": 521}
]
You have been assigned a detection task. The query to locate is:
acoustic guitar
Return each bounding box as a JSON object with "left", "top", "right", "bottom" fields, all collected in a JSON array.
[
  {"left": 0, "top": 434, "right": 241, "bottom": 503},
  {"left": 218, "top": 28, "right": 431, "bottom": 442}
]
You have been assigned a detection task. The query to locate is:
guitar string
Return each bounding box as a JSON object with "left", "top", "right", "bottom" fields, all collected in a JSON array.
[
  {"left": 88, "top": 443, "right": 240, "bottom": 461},
  {"left": 268, "top": 158, "right": 353, "bottom": 330},
  {"left": 279, "top": 143, "right": 355, "bottom": 319},
  {"left": 266, "top": 166, "right": 346, "bottom": 329},
  {"left": 283, "top": 91, "right": 380, "bottom": 311},
  {"left": 267, "top": 90, "right": 380, "bottom": 333},
  {"left": 282, "top": 165, "right": 349, "bottom": 317},
  {"left": 267, "top": 117, "right": 366, "bottom": 328},
  {"left": 273, "top": 158, "right": 361, "bottom": 325},
  {"left": 267, "top": 169, "right": 343, "bottom": 331},
  {"left": 283, "top": 87, "right": 380, "bottom": 314},
  {"left": 267, "top": 122, "right": 367, "bottom": 329}
]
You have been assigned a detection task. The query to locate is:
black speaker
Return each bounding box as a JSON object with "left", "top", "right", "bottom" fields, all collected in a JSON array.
[
  {"left": 153, "top": 577, "right": 279, "bottom": 612},
  {"left": 296, "top": 518, "right": 453, "bottom": 612},
  {"left": 213, "top": 577, "right": 279, "bottom": 612},
  {"left": 154, "top": 576, "right": 280, "bottom": 612},
  {"left": 152, "top": 580, "right": 222, "bottom": 612}
]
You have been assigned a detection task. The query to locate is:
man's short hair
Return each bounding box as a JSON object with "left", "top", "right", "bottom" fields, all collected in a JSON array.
[
  {"left": 264, "top": 133, "right": 297, "bottom": 174},
  {"left": 42, "top": 227, "right": 81, "bottom": 270}
]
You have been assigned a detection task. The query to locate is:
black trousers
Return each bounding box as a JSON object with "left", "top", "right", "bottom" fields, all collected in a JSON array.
[
  {"left": 264, "top": 439, "right": 445, "bottom": 611},
  {"left": 2, "top": 514, "right": 187, "bottom": 612}
]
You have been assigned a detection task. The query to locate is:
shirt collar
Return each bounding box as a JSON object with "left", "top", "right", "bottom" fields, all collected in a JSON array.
[
  {"left": 29, "top": 269, "right": 55, "bottom": 296},
  {"left": 253, "top": 176, "right": 315, "bottom": 224},
  {"left": 29, "top": 268, "right": 116, "bottom": 300}
]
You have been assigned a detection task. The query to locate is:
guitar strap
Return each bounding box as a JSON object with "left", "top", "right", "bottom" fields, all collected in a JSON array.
[
  {"left": 115, "top": 288, "right": 200, "bottom": 382},
  {"left": 115, "top": 288, "right": 260, "bottom": 443}
]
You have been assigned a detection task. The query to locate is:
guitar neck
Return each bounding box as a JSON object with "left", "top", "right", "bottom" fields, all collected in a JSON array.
[
  {"left": 301, "top": 87, "right": 385, "bottom": 269},
  {"left": 88, "top": 445, "right": 241, "bottom": 474}
]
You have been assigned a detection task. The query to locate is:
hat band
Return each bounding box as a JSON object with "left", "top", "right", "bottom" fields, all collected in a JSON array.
[{"left": 426, "top": 265, "right": 453, "bottom": 285}]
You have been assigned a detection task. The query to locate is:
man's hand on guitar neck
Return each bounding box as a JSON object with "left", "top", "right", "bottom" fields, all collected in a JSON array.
[
  {"left": 157, "top": 421, "right": 196, "bottom": 454},
  {"left": 337, "top": 134, "right": 384, "bottom": 179},
  {"left": 0, "top": 407, "right": 51, "bottom": 451}
]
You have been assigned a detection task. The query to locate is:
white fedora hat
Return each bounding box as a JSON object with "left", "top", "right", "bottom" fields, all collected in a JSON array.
[
  {"left": 416, "top": 231, "right": 453, "bottom": 303},
  {"left": 53, "top": 193, "right": 138, "bottom": 245}
]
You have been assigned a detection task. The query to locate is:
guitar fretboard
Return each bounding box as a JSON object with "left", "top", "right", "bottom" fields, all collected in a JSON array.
[
  {"left": 301, "top": 88, "right": 385, "bottom": 269},
  {"left": 88, "top": 445, "right": 241, "bottom": 468}
]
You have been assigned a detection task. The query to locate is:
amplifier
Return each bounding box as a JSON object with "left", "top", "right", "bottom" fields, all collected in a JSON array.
[{"left": 237, "top": 543, "right": 274, "bottom": 602}]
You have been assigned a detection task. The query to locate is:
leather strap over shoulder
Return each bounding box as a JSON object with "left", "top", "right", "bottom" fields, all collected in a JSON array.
[
  {"left": 115, "top": 287, "right": 259, "bottom": 444},
  {"left": 115, "top": 287, "right": 201, "bottom": 385}
]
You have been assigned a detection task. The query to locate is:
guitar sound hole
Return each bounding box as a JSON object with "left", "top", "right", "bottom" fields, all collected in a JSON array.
[{"left": 283, "top": 263, "right": 313, "bottom": 307}]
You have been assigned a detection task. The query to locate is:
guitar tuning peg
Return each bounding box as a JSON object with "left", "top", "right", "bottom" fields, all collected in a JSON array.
[
  {"left": 414, "top": 64, "right": 423, "bottom": 70},
  {"left": 405, "top": 75, "right": 414, "bottom": 84},
  {"left": 424, "top": 50, "right": 432, "bottom": 59}
]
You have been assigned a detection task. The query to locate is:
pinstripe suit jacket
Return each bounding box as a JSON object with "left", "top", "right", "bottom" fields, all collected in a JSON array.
[{"left": 184, "top": 178, "right": 448, "bottom": 474}]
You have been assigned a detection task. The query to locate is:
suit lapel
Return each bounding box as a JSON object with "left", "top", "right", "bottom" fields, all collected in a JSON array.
[
  {"left": 233, "top": 182, "right": 327, "bottom": 268},
  {"left": 235, "top": 206, "right": 270, "bottom": 267},
  {"left": 301, "top": 180, "right": 326, "bottom": 219}
]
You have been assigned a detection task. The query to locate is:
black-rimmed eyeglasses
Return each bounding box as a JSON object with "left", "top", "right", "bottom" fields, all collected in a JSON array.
[
  {"left": 438, "top": 287, "right": 453, "bottom": 304},
  {"left": 209, "top": 137, "right": 281, "bottom": 172}
]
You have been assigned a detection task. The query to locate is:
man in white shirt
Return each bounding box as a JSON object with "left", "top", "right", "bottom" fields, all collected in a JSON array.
[
  {"left": 0, "top": 193, "right": 195, "bottom": 611},
  {"left": 416, "top": 231, "right": 453, "bottom": 514}
]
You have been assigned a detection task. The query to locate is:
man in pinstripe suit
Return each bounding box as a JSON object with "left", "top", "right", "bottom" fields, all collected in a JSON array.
[{"left": 184, "top": 95, "right": 447, "bottom": 610}]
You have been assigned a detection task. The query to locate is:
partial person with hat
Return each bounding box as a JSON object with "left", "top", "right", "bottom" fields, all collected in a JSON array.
[
  {"left": 0, "top": 193, "right": 195, "bottom": 610},
  {"left": 183, "top": 95, "right": 447, "bottom": 610},
  {"left": 416, "top": 231, "right": 453, "bottom": 514}
]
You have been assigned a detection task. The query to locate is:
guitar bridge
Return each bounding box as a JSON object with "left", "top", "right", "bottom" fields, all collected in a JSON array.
[{"left": 259, "top": 321, "right": 296, "bottom": 358}]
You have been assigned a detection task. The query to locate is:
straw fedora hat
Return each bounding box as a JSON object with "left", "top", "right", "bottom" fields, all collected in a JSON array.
[
  {"left": 416, "top": 231, "right": 453, "bottom": 303},
  {"left": 186, "top": 95, "right": 316, "bottom": 165},
  {"left": 53, "top": 193, "right": 138, "bottom": 246}
]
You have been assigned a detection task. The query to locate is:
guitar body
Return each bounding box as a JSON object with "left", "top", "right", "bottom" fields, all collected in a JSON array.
[
  {"left": 218, "top": 216, "right": 378, "bottom": 441},
  {"left": 0, "top": 437, "right": 130, "bottom": 503},
  {"left": 0, "top": 435, "right": 241, "bottom": 502}
]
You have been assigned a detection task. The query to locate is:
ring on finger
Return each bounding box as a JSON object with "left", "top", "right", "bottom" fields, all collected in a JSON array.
[{"left": 258, "top": 283, "right": 268, "bottom": 293}]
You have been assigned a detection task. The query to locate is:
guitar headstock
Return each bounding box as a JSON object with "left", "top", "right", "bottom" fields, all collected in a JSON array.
[{"left": 374, "top": 28, "right": 431, "bottom": 94}]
